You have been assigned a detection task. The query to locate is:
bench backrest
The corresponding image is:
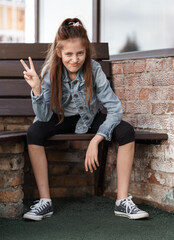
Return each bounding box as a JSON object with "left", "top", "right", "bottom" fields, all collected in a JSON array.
[{"left": 0, "top": 43, "right": 110, "bottom": 116}]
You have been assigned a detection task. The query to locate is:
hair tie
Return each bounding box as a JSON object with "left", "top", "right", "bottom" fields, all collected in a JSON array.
[{"left": 68, "top": 22, "right": 81, "bottom": 27}]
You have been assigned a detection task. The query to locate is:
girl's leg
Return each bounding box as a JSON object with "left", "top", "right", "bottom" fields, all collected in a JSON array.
[
  {"left": 116, "top": 141, "right": 135, "bottom": 200},
  {"left": 28, "top": 144, "right": 50, "bottom": 199},
  {"left": 27, "top": 114, "right": 80, "bottom": 199},
  {"left": 23, "top": 114, "right": 80, "bottom": 221}
]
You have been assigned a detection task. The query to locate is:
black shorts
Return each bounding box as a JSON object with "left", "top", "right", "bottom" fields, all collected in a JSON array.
[{"left": 27, "top": 112, "right": 135, "bottom": 146}]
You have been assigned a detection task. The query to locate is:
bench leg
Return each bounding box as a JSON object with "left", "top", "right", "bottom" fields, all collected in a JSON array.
[{"left": 94, "top": 140, "right": 109, "bottom": 196}]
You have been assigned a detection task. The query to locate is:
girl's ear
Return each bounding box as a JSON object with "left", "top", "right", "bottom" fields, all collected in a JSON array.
[{"left": 56, "top": 49, "right": 61, "bottom": 58}]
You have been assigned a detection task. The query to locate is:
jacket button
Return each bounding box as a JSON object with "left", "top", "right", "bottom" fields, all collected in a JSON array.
[
  {"left": 85, "top": 116, "right": 89, "bottom": 120},
  {"left": 79, "top": 106, "right": 83, "bottom": 110},
  {"left": 74, "top": 94, "right": 78, "bottom": 98}
]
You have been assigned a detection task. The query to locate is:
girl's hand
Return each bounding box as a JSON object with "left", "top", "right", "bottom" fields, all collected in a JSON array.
[
  {"left": 20, "top": 57, "right": 41, "bottom": 96},
  {"left": 85, "top": 135, "right": 104, "bottom": 173}
]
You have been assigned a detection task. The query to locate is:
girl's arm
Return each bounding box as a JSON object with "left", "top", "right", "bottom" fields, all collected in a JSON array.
[
  {"left": 20, "top": 58, "right": 53, "bottom": 121},
  {"left": 94, "top": 61, "right": 123, "bottom": 141},
  {"left": 85, "top": 61, "right": 123, "bottom": 173}
]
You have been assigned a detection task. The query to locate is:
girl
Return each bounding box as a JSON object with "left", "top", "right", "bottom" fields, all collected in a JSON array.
[{"left": 20, "top": 18, "right": 149, "bottom": 221}]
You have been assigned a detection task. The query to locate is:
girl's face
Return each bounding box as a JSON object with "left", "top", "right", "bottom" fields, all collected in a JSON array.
[{"left": 57, "top": 38, "right": 86, "bottom": 80}]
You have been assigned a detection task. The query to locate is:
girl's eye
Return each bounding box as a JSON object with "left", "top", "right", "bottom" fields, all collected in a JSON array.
[
  {"left": 66, "top": 53, "right": 72, "bottom": 56},
  {"left": 78, "top": 52, "right": 84, "bottom": 55}
]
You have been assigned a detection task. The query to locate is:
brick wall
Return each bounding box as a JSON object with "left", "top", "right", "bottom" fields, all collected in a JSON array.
[
  {"left": 104, "top": 57, "right": 174, "bottom": 211},
  {"left": 0, "top": 141, "right": 25, "bottom": 218}
]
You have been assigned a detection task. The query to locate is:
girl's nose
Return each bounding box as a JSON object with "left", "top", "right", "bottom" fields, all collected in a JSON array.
[{"left": 72, "top": 55, "right": 78, "bottom": 63}]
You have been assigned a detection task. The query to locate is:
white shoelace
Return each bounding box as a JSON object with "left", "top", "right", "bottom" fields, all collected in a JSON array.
[
  {"left": 30, "top": 200, "right": 48, "bottom": 213},
  {"left": 122, "top": 196, "right": 139, "bottom": 214}
]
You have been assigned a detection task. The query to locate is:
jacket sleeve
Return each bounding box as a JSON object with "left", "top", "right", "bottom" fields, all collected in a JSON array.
[
  {"left": 93, "top": 62, "right": 123, "bottom": 141},
  {"left": 31, "top": 70, "right": 53, "bottom": 122}
]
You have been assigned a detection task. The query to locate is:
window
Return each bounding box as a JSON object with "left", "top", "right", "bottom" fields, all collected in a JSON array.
[
  {"left": 0, "top": 0, "right": 35, "bottom": 42},
  {"left": 39, "top": 0, "right": 93, "bottom": 42},
  {"left": 101, "top": 0, "right": 174, "bottom": 55}
]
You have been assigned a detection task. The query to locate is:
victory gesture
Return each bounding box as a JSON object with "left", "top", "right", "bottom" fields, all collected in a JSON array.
[{"left": 20, "top": 57, "right": 41, "bottom": 96}]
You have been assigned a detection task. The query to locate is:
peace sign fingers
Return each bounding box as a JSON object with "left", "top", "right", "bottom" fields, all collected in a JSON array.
[
  {"left": 20, "top": 57, "right": 35, "bottom": 71},
  {"left": 28, "top": 56, "right": 35, "bottom": 71},
  {"left": 20, "top": 58, "right": 30, "bottom": 72}
]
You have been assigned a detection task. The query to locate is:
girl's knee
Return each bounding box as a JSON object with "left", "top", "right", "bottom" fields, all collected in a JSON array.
[
  {"left": 27, "top": 123, "right": 44, "bottom": 145},
  {"left": 113, "top": 121, "right": 135, "bottom": 145}
]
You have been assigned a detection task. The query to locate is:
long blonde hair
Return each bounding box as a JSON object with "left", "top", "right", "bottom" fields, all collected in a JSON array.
[{"left": 42, "top": 18, "right": 92, "bottom": 124}]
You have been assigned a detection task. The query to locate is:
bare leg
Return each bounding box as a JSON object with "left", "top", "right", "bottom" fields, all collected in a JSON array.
[
  {"left": 116, "top": 141, "right": 135, "bottom": 200},
  {"left": 28, "top": 144, "right": 50, "bottom": 199}
]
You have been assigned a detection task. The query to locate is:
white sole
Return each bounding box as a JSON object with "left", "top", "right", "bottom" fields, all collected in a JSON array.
[
  {"left": 23, "top": 212, "right": 53, "bottom": 221},
  {"left": 114, "top": 211, "right": 149, "bottom": 220}
]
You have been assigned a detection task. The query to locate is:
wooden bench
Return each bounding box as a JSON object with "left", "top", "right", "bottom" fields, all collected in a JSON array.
[{"left": 0, "top": 43, "right": 168, "bottom": 196}]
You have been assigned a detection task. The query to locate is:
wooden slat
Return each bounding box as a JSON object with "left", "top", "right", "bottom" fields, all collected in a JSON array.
[
  {"left": 0, "top": 43, "right": 109, "bottom": 60},
  {"left": 48, "top": 131, "right": 168, "bottom": 141},
  {"left": 0, "top": 99, "right": 33, "bottom": 116},
  {"left": 0, "top": 43, "right": 49, "bottom": 60},
  {"left": 0, "top": 130, "right": 168, "bottom": 143},
  {"left": 0, "top": 59, "right": 110, "bottom": 78},
  {"left": 135, "top": 131, "right": 168, "bottom": 141},
  {"left": 0, "top": 131, "right": 26, "bottom": 142},
  {"left": 0, "top": 60, "right": 44, "bottom": 77},
  {"left": 0, "top": 79, "right": 30, "bottom": 97}
]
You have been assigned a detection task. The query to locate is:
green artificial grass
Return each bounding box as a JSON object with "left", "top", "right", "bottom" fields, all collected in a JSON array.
[{"left": 1, "top": 195, "right": 174, "bottom": 240}]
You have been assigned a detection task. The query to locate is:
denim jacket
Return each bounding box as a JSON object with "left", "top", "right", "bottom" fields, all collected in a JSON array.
[{"left": 31, "top": 60, "right": 123, "bottom": 141}]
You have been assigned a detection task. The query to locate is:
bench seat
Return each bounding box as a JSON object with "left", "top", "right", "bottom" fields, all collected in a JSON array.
[{"left": 0, "top": 130, "right": 168, "bottom": 143}]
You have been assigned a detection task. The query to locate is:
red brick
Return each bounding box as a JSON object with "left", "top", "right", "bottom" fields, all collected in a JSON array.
[
  {"left": 0, "top": 171, "right": 24, "bottom": 187},
  {"left": 146, "top": 59, "right": 163, "bottom": 72},
  {"left": 152, "top": 103, "right": 174, "bottom": 115},
  {"left": 126, "top": 101, "right": 151, "bottom": 114},
  {"left": 0, "top": 188, "right": 24, "bottom": 202},
  {"left": 0, "top": 117, "right": 25, "bottom": 124},
  {"left": 48, "top": 164, "right": 70, "bottom": 175},
  {"left": 6, "top": 125, "right": 30, "bottom": 131},
  {"left": 122, "top": 62, "right": 134, "bottom": 74},
  {"left": 134, "top": 60, "right": 146, "bottom": 73},
  {"left": 125, "top": 73, "right": 152, "bottom": 87},
  {"left": 0, "top": 201, "right": 23, "bottom": 219},
  {"left": 112, "top": 74, "right": 124, "bottom": 88},
  {"left": 49, "top": 175, "right": 88, "bottom": 187},
  {"left": 139, "top": 88, "right": 149, "bottom": 100},
  {"left": 0, "top": 155, "right": 24, "bottom": 171},
  {"left": 114, "top": 88, "right": 125, "bottom": 100},
  {"left": 137, "top": 115, "right": 173, "bottom": 130},
  {"left": 70, "top": 141, "right": 89, "bottom": 150},
  {"left": 112, "top": 63, "right": 123, "bottom": 74},
  {"left": 47, "top": 150, "right": 85, "bottom": 163},
  {"left": 163, "top": 58, "right": 173, "bottom": 71},
  {"left": 115, "top": 88, "right": 136, "bottom": 101},
  {"left": 151, "top": 71, "right": 174, "bottom": 86},
  {"left": 0, "top": 125, "right": 4, "bottom": 131},
  {"left": 148, "top": 172, "right": 160, "bottom": 185},
  {"left": 122, "top": 115, "right": 138, "bottom": 127},
  {"left": 125, "top": 89, "right": 136, "bottom": 100},
  {"left": 0, "top": 142, "right": 24, "bottom": 154}
]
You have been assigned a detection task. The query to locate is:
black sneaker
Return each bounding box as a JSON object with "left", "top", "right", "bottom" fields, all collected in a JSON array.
[
  {"left": 23, "top": 199, "right": 53, "bottom": 221},
  {"left": 114, "top": 196, "right": 149, "bottom": 220}
]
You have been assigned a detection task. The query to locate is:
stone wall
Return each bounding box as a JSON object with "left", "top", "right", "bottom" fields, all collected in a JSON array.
[
  {"left": 104, "top": 57, "right": 174, "bottom": 211},
  {"left": 0, "top": 141, "right": 25, "bottom": 218}
]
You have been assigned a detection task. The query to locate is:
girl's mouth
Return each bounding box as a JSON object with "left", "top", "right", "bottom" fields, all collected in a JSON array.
[{"left": 71, "top": 63, "right": 78, "bottom": 67}]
